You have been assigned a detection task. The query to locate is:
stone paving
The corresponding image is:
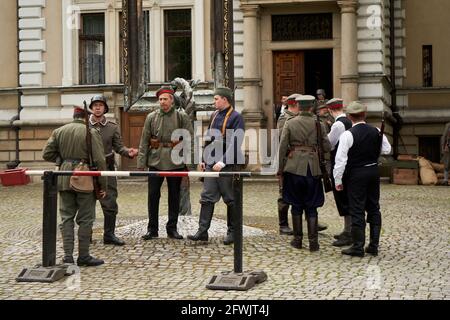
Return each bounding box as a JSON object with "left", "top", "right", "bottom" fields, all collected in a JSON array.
[{"left": 0, "top": 179, "right": 448, "bottom": 300}]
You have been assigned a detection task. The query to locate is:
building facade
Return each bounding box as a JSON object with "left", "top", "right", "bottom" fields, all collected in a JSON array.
[{"left": 1, "top": 0, "right": 449, "bottom": 171}]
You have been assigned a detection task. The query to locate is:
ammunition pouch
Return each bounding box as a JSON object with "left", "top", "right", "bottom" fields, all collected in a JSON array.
[{"left": 149, "top": 138, "right": 181, "bottom": 149}]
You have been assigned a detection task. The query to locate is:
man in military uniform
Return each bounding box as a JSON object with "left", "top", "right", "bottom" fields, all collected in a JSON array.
[
  {"left": 278, "top": 95, "right": 331, "bottom": 251},
  {"left": 440, "top": 122, "right": 450, "bottom": 185},
  {"left": 89, "top": 95, "right": 138, "bottom": 246},
  {"left": 333, "top": 101, "right": 391, "bottom": 257},
  {"left": 326, "top": 98, "right": 353, "bottom": 247},
  {"left": 138, "top": 86, "right": 194, "bottom": 240},
  {"left": 188, "top": 87, "right": 245, "bottom": 245},
  {"left": 42, "top": 107, "right": 107, "bottom": 266},
  {"left": 276, "top": 93, "right": 301, "bottom": 235},
  {"left": 316, "top": 89, "right": 328, "bottom": 108}
]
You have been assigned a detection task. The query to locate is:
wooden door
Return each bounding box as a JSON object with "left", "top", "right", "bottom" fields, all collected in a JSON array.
[
  {"left": 273, "top": 51, "right": 305, "bottom": 102},
  {"left": 121, "top": 111, "right": 149, "bottom": 170}
]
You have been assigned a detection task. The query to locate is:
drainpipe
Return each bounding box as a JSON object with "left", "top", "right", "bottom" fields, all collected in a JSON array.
[
  {"left": 8, "top": 0, "right": 22, "bottom": 169},
  {"left": 390, "top": 0, "right": 401, "bottom": 158}
]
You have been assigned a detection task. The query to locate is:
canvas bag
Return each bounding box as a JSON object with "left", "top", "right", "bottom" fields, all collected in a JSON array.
[{"left": 69, "top": 162, "right": 94, "bottom": 193}]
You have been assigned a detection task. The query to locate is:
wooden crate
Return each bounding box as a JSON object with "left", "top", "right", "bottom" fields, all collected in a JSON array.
[{"left": 392, "top": 168, "right": 418, "bottom": 185}]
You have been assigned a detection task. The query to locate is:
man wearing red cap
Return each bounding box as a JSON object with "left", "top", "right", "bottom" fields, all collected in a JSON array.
[
  {"left": 137, "top": 86, "right": 194, "bottom": 240},
  {"left": 326, "top": 98, "right": 353, "bottom": 247},
  {"left": 43, "top": 106, "right": 107, "bottom": 266}
]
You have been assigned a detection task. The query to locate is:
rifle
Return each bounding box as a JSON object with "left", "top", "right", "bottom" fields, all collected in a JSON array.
[
  {"left": 83, "top": 101, "right": 102, "bottom": 200},
  {"left": 315, "top": 116, "right": 333, "bottom": 193}
]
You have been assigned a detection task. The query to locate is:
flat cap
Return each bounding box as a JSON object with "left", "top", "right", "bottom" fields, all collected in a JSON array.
[
  {"left": 295, "top": 95, "right": 316, "bottom": 108},
  {"left": 326, "top": 98, "right": 344, "bottom": 110},
  {"left": 214, "top": 87, "right": 233, "bottom": 102},
  {"left": 346, "top": 101, "right": 367, "bottom": 114}
]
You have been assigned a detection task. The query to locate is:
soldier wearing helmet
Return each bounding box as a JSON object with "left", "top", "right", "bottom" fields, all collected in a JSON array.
[{"left": 89, "top": 95, "right": 138, "bottom": 246}]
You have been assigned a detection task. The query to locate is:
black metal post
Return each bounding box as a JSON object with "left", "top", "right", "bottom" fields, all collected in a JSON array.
[
  {"left": 42, "top": 171, "right": 58, "bottom": 267},
  {"left": 232, "top": 175, "right": 243, "bottom": 273}
]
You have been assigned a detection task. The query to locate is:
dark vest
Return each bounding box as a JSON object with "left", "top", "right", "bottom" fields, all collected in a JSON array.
[
  {"left": 347, "top": 123, "right": 380, "bottom": 170},
  {"left": 331, "top": 116, "right": 352, "bottom": 164}
]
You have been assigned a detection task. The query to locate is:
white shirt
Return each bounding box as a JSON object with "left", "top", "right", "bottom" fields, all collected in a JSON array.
[
  {"left": 333, "top": 121, "right": 392, "bottom": 186},
  {"left": 328, "top": 113, "right": 347, "bottom": 150}
]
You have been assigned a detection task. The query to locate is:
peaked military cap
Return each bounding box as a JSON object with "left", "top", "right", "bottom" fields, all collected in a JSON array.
[
  {"left": 326, "top": 98, "right": 344, "bottom": 110},
  {"left": 286, "top": 93, "right": 302, "bottom": 105},
  {"left": 295, "top": 95, "right": 316, "bottom": 108},
  {"left": 156, "top": 86, "right": 175, "bottom": 98},
  {"left": 89, "top": 95, "right": 109, "bottom": 113},
  {"left": 214, "top": 87, "right": 233, "bottom": 102},
  {"left": 346, "top": 101, "right": 367, "bottom": 114}
]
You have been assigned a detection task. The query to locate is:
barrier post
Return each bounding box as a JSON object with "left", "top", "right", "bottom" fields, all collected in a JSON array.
[
  {"left": 233, "top": 174, "right": 243, "bottom": 273},
  {"left": 42, "top": 171, "right": 58, "bottom": 267},
  {"left": 16, "top": 171, "right": 70, "bottom": 282},
  {"left": 206, "top": 174, "right": 267, "bottom": 291}
]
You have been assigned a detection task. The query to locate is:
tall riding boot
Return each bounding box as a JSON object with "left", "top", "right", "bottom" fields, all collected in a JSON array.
[
  {"left": 77, "top": 226, "right": 104, "bottom": 267},
  {"left": 60, "top": 222, "right": 75, "bottom": 264},
  {"left": 306, "top": 216, "right": 319, "bottom": 251},
  {"left": 187, "top": 202, "right": 214, "bottom": 241},
  {"left": 290, "top": 215, "right": 303, "bottom": 249},
  {"left": 342, "top": 227, "right": 365, "bottom": 257},
  {"left": 365, "top": 224, "right": 381, "bottom": 256},
  {"left": 223, "top": 205, "right": 234, "bottom": 245},
  {"left": 103, "top": 214, "right": 125, "bottom": 246},
  {"left": 278, "top": 201, "right": 293, "bottom": 235}
]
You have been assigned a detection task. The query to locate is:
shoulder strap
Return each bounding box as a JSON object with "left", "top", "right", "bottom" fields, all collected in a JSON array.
[{"left": 221, "top": 107, "right": 234, "bottom": 136}]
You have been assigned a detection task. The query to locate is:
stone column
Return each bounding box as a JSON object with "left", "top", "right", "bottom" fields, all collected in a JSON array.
[
  {"left": 240, "top": 4, "right": 265, "bottom": 170},
  {"left": 338, "top": 0, "right": 359, "bottom": 105},
  {"left": 240, "top": 4, "right": 264, "bottom": 123}
]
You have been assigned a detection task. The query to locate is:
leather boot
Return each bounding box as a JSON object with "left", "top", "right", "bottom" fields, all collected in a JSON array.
[
  {"left": 365, "top": 224, "right": 381, "bottom": 256},
  {"left": 103, "top": 215, "right": 125, "bottom": 246},
  {"left": 342, "top": 228, "right": 365, "bottom": 257},
  {"left": 60, "top": 222, "right": 74, "bottom": 262},
  {"left": 290, "top": 215, "right": 303, "bottom": 249},
  {"left": 278, "top": 201, "right": 293, "bottom": 235},
  {"left": 223, "top": 205, "right": 234, "bottom": 245},
  {"left": 187, "top": 202, "right": 214, "bottom": 241},
  {"left": 78, "top": 226, "right": 104, "bottom": 266},
  {"left": 167, "top": 229, "right": 183, "bottom": 239},
  {"left": 306, "top": 216, "right": 319, "bottom": 251},
  {"left": 332, "top": 231, "right": 353, "bottom": 247}
]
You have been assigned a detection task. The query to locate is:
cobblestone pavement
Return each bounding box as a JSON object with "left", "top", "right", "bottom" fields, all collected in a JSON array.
[{"left": 0, "top": 179, "right": 448, "bottom": 300}]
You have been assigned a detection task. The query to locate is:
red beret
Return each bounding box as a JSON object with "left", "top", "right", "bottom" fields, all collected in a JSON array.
[
  {"left": 156, "top": 86, "right": 175, "bottom": 98},
  {"left": 73, "top": 106, "right": 86, "bottom": 116}
]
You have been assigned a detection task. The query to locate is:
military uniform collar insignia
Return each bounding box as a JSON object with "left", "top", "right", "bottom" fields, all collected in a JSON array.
[{"left": 89, "top": 115, "right": 107, "bottom": 126}]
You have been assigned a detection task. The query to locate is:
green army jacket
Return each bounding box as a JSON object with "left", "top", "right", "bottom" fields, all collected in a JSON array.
[
  {"left": 137, "top": 106, "right": 194, "bottom": 170},
  {"left": 277, "top": 109, "right": 298, "bottom": 137},
  {"left": 90, "top": 116, "right": 130, "bottom": 169},
  {"left": 278, "top": 112, "right": 331, "bottom": 176},
  {"left": 42, "top": 119, "right": 107, "bottom": 191}
]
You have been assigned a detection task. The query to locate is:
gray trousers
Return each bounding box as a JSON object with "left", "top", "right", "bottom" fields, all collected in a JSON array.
[
  {"left": 200, "top": 167, "right": 234, "bottom": 205},
  {"left": 99, "top": 176, "right": 118, "bottom": 218},
  {"left": 59, "top": 190, "right": 96, "bottom": 257}
]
